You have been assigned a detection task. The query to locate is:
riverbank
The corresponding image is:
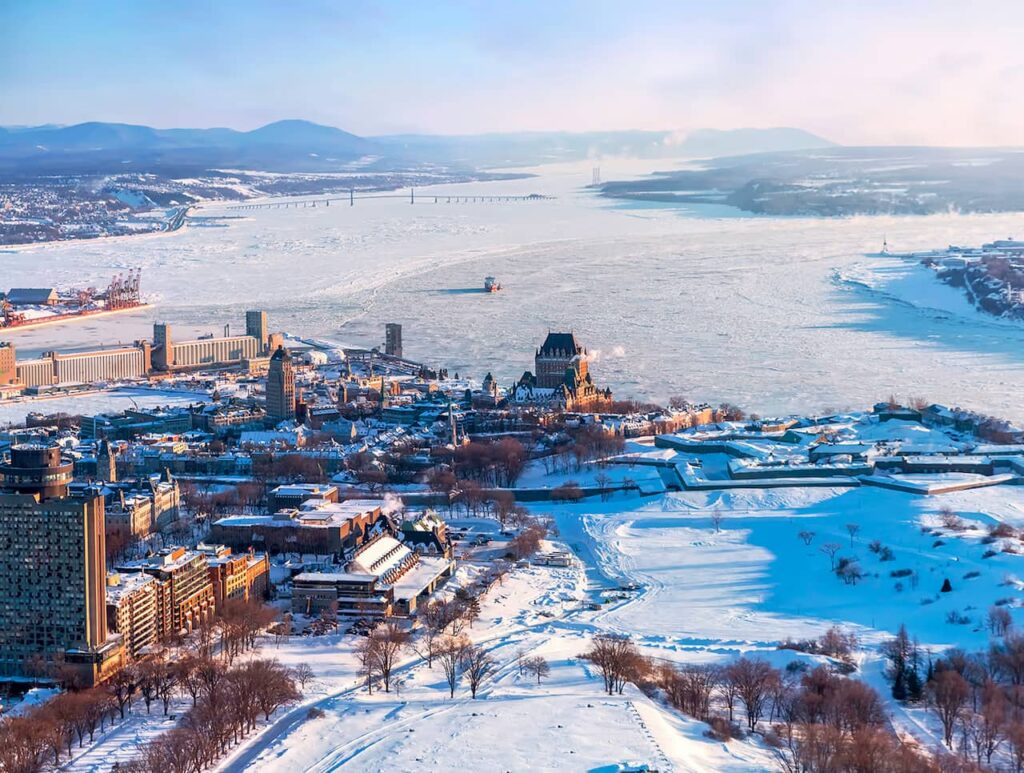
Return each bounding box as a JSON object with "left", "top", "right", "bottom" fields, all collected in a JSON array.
[{"left": 0, "top": 303, "right": 153, "bottom": 334}]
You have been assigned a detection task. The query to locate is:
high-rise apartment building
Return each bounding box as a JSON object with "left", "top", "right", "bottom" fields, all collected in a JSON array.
[{"left": 0, "top": 445, "right": 123, "bottom": 685}]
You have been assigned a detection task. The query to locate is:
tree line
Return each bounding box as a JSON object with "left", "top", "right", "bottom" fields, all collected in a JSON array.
[{"left": 579, "top": 631, "right": 986, "bottom": 772}]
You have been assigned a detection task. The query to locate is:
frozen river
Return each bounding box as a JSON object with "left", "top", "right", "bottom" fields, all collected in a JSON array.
[{"left": 3, "top": 159, "right": 1024, "bottom": 421}]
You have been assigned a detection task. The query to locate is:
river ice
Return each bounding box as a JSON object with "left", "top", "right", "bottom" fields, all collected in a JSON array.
[{"left": 2, "top": 158, "right": 1023, "bottom": 421}]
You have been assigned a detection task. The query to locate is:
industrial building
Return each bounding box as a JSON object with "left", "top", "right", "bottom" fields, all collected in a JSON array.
[
  {"left": 13, "top": 341, "right": 151, "bottom": 388},
  {"left": 0, "top": 342, "right": 14, "bottom": 385},
  {"left": 152, "top": 311, "right": 272, "bottom": 371},
  {"left": 6, "top": 288, "right": 58, "bottom": 305}
]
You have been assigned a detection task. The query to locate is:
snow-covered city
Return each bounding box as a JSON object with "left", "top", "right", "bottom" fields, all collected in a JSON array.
[{"left": 5, "top": 3, "right": 1024, "bottom": 773}]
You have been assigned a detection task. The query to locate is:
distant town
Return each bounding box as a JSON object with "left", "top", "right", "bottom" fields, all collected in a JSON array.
[{"left": 885, "top": 237, "right": 1024, "bottom": 320}]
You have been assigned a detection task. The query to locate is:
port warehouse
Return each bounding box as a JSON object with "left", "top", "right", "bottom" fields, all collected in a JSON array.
[{"left": 0, "top": 312, "right": 274, "bottom": 389}]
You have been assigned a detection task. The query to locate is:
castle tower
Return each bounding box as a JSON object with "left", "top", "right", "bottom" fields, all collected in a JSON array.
[{"left": 535, "top": 332, "right": 585, "bottom": 389}]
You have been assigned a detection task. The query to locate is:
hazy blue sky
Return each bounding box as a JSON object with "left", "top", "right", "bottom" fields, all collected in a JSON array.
[{"left": 3, "top": 1, "right": 1021, "bottom": 145}]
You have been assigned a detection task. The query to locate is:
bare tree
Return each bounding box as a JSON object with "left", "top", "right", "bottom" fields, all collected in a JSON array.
[
  {"left": 797, "top": 530, "right": 815, "bottom": 546},
  {"left": 438, "top": 636, "right": 469, "bottom": 698},
  {"left": 368, "top": 622, "right": 410, "bottom": 693},
  {"left": 710, "top": 509, "right": 724, "bottom": 533},
  {"left": 929, "top": 669, "right": 970, "bottom": 747},
  {"left": 820, "top": 542, "right": 842, "bottom": 570},
  {"left": 176, "top": 655, "right": 203, "bottom": 706},
  {"left": 515, "top": 647, "right": 528, "bottom": 676},
  {"left": 725, "top": 657, "right": 780, "bottom": 731},
  {"left": 971, "top": 682, "right": 1007, "bottom": 765},
  {"left": 355, "top": 635, "right": 379, "bottom": 695},
  {"left": 462, "top": 644, "right": 496, "bottom": 698},
  {"left": 989, "top": 606, "right": 1013, "bottom": 637},
  {"left": 845, "top": 523, "right": 860, "bottom": 547},
  {"left": 991, "top": 634, "right": 1024, "bottom": 686},
  {"left": 524, "top": 656, "right": 551, "bottom": 684},
  {"left": 106, "top": 664, "right": 138, "bottom": 719},
  {"left": 581, "top": 634, "right": 643, "bottom": 696},
  {"left": 291, "top": 663, "right": 314, "bottom": 691}
]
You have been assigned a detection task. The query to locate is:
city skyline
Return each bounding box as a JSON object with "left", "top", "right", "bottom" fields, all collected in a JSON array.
[{"left": 4, "top": 0, "right": 1024, "bottom": 146}]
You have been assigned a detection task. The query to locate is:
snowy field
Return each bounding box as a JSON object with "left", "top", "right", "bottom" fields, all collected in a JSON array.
[
  {"left": 216, "top": 556, "right": 778, "bottom": 773},
  {"left": 3, "top": 159, "right": 1024, "bottom": 421}
]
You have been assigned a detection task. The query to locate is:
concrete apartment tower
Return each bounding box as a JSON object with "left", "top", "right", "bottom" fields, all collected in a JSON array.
[
  {"left": 266, "top": 346, "right": 296, "bottom": 422},
  {"left": 246, "top": 310, "right": 270, "bottom": 355},
  {"left": 0, "top": 445, "right": 122, "bottom": 685},
  {"left": 385, "top": 323, "right": 403, "bottom": 358}
]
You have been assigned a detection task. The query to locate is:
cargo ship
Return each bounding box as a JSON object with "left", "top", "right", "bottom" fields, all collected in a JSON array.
[{"left": 484, "top": 276, "right": 501, "bottom": 293}]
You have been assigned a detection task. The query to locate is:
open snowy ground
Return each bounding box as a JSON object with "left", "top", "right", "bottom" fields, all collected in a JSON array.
[
  {"left": 0, "top": 386, "right": 210, "bottom": 425},
  {"left": 212, "top": 555, "right": 777, "bottom": 773},
  {"left": 4, "top": 159, "right": 1024, "bottom": 421},
  {"left": 563, "top": 484, "right": 1024, "bottom": 654}
]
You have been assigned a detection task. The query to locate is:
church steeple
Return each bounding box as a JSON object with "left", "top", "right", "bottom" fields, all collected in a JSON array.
[{"left": 97, "top": 439, "right": 117, "bottom": 483}]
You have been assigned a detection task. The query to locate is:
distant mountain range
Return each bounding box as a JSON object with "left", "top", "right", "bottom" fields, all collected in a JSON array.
[{"left": 0, "top": 120, "right": 835, "bottom": 175}]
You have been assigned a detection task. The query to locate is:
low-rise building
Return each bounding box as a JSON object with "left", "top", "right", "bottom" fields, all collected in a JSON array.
[
  {"left": 291, "top": 531, "right": 455, "bottom": 618},
  {"left": 198, "top": 543, "right": 271, "bottom": 610},
  {"left": 268, "top": 482, "right": 339, "bottom": 511},
  {"left": 210, "top": 499, "right": 386, "bottom": 557},
  {"left": 106, "top": 571, "right": 159, "bottom": 659}
]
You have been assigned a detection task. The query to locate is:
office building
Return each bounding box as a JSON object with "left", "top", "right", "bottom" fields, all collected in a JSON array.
[
  {"left": 211, "top": 499, "right": 385, "bottom": 556},
  {"left": 266, "top": 345, "right": 296, "bottom": 422},
  {"left": 198, "top": 543, "right": 270, "bottom": 611},
  {"left": 385, "top": 322, "right": 403, "bottom": 358}
]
